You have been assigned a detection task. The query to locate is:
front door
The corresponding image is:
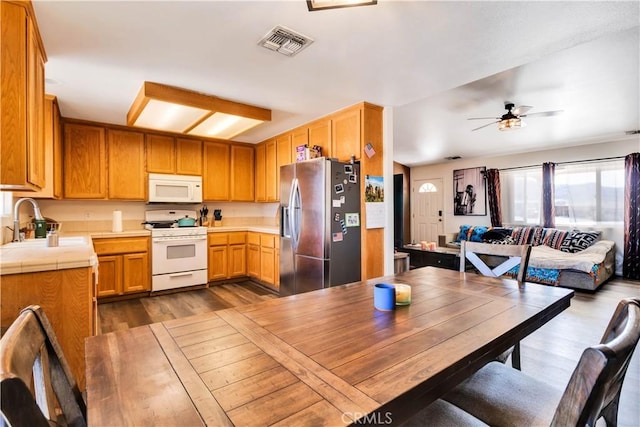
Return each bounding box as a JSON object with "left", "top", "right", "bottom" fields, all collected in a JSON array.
[{"left": 413, "top": 178, "right": 444, "bottom": 243}]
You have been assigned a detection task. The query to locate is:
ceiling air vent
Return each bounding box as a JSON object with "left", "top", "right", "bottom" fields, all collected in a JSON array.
[{"left": 258, "top": 25, "right": 313, "bottom": 57}]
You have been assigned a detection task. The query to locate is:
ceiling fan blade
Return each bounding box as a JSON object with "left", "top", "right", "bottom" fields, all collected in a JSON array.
[
  {"left": 471, "top": 120, "right": 499, "bottom": 131},
  {"left": 520, "top": 110, "right": 564, "bottom": 118},
  {"left": 467, "top": 117, "right": 500, "bottom": 120},
  {"left": 512, "top": 105, "right": 533, "bottom": 115}
]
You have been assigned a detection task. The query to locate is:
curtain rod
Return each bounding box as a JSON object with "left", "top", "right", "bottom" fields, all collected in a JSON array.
[{"left": 498, "top": 155, "right": 626, "bottom": 172}]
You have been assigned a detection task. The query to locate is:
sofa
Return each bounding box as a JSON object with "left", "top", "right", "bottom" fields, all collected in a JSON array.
[{"left": 438, "top": 225, "right": 616, "bottom": 291}]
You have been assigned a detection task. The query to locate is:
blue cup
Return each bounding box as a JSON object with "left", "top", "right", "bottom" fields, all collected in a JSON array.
[{"left": 374, "top": 283, "right": 396, "bottom": 311}]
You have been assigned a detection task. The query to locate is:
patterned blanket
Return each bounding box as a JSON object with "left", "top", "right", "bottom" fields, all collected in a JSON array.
[{"left": 525, "top": 240, "right": 615, "bottom": 273}]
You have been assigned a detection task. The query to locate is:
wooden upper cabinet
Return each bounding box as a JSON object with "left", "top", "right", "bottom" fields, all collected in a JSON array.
[
  {"left": 265, "top": 139, "right": 277, "bottom": 202},
  {"left": 331, "top": 109, "right": 361, "bottom": 162},
  {"left": 291, "top": 127, "right": 308, "bottom": 154},
  {"left": 107, "top": 129, "right": 145, "bottom": 200},
  {"left": 230, "top": 145, "right": 254, "bottom": 201},
  {"left": 176, "top": 138, "right": 202, "bottom": 175},
  {"left": 63, "top": 123, "right": 107, "bottom": 199},
  {"left": 308, "top": 119, "right": 332, "bottom": 159},
  {"left": 146, "top": 135, "right": 202, "bottom": 175},
  {"left": 203, "top": 141, "right": 230, "bottom": 201},
  {"left": 27, "top": 18, "right": 45, "bottom": 188},
  {"left": 276, "top": 134, "right": 291, "bottom": 201},
  {"left": 146, "top": 134, "right": 175, "bottom": 174},
  {"left": 1, "top": 1, "right": 47, "bottom": 191},
  {"left": 14, "top": 95, "right": 62, "bottom": 199},
  {"left": 254, "top": 143, "right": 266, "bottom": 202}
]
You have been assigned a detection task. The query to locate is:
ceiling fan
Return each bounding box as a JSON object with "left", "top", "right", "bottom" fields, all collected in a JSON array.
[{"left": 468, "top": 102, "right": 563, "bottom": 131}]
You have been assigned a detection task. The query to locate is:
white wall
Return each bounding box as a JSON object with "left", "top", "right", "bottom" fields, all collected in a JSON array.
[{"left": 410, "top": 138, "right": 639, "bottom": 275}]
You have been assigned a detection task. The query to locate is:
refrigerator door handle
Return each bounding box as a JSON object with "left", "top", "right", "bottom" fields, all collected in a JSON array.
[
  {"left": 290, "top": 177, "right": 301, "bottom": 250},
  {"left": 281, "top": 206, "right": 290, "bottom": 237}
]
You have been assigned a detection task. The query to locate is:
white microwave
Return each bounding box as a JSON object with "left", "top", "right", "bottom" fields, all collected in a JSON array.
[{"left": 148, "top": 173, "right": 203, "bottom": 203}]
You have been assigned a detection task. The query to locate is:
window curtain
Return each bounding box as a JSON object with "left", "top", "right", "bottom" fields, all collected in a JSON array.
[
  {"left": 624, "top": 152, "right": 640, "bottom": 280},
  {"left": 542, "top": 162, "right": 555, "bottom": 228},
  {"left": 485, "top": 168, "right": 502, "bottom": 227}
]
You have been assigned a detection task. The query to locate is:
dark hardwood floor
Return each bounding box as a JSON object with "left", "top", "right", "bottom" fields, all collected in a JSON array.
[
  {"left": 98, "top": 276, "right": 640, "bottom": 426},
  {"left": 98, "top": 280, "right": 277, "bottom": 333}
]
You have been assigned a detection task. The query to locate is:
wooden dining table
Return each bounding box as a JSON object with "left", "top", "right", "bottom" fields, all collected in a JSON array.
[{"left": 85, "top": 267, "right": 574, "bottom": 426}]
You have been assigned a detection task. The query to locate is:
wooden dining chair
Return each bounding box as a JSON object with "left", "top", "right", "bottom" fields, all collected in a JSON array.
[
  {"left": 0, "top": 305, "right": 87, "bottom": 427},
  {"left": 443, "top": 298, "right": 640, "bottom": 427},
  {"left": 460, "top": 240, "right": 532, "bottom": 369},
  {"left": 460, "top": 240, "right": 532, "bottom": 285}
]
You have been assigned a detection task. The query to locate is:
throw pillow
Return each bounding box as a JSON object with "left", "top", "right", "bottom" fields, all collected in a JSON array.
[
  {"left": 482, "top": 228, "right": 511, "bottom": 241},
  {"left": 469, "top": 226, "right": 489, "bottom": 242},
  {"left": 485, "top": 235, "right": 516, "bottom": 245},
  {"left": 511, "top": 226, "right": 545, "bottom": 246},
  {"left": 542, "top": 229, "right": 570, "bottom": 250},
  {"left": 559, "top": 231, "right": 601, "bottom": 253},
  {"left": 457, "top": 225, "right": 472, "bottom": 242}
]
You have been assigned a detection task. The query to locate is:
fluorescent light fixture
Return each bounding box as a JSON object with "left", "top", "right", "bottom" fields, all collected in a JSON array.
[
  {"left": 127, "top": 82, "right": 271, "bottom": 139},
  {"left": 188, "top": 113, "right": 264, "bottom": 140},
  {"left": 307, "top": 0, "right": 377, "bottom": 12},
  {"left": 133, "top": 99, "right": 209, "bottom": 133}
]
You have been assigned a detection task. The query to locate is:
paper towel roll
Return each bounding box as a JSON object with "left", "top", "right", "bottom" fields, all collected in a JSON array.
[{"left": 112, "top": 210, "right": 123, "bottom": 232}]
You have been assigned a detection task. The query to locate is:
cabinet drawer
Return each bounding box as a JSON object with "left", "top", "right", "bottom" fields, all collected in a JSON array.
[
  {"left": 247, "top": 232, "right": 260, "bottom": 246},
  {"left": 260, "top": 234, "right": 275, "bottom": 248},
  {"left": 93, "top": 237, "right": 148, "bottom": 255},
  {"left": 228, "top": 232, "right": 246, "bottom": 245},
  {"left": 208, "top": 233, "right": 228, "bottom": 246}
]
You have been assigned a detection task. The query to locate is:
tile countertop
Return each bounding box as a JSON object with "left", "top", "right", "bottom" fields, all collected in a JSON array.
[
  {"left": 0, "top": 235, "right": 98, "bottom": 276},
  {"left": 0, "top": 229, "right": 151, "bottom": 276}
]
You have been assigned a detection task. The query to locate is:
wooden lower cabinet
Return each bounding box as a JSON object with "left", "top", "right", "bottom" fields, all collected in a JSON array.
[
  {"left": 229, "top": 244, "right": 247, "bottom": 277},
  {"left": 0, "top": 266, "right": 95, "bottom": 390},
  {"left": 245, "top": 232, "right": 279, "bottom": 290},
  {"left": 93, "top": 236, "right": 150, "bottom": 298},
  {"left": 208, "top": 245, "right": 228, "bottom": 281},
  {"left": 247, "top": 231, "right": 261, "bottom": 279},
  {"left": 208, "top": 232, "right": 246, "bottom": 281}
]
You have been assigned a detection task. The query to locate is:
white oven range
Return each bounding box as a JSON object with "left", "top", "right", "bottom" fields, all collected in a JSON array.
[{"left": 145, "top": 209, "right": 208, "bottom": 292}]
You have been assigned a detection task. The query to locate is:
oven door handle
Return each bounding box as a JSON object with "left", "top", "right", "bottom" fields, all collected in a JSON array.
[{"left": 167, "top": 272, "right": 195, "bottom": 278}]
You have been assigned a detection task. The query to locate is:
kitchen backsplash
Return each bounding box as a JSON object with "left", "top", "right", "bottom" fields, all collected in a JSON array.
[{"left": 4, "top": 198, "right": 279, "bottom": 242}]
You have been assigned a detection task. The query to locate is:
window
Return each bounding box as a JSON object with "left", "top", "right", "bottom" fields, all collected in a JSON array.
[
  {"left": 0, "top": 192, "right": 12, "bottom": 217},
  {"left": 500, "top": 159, "right": 625, "bottom": 227},
  {"left": 501, "top": 167, "right": 542, "bottom": 225},
  {"left": 554, "top": 159, "right": 624, "bottom": 226},
  {"left": 418, "top": 182, "right": 437, "bottom": 193}
]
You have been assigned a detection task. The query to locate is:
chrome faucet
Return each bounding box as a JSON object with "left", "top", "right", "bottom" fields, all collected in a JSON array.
[{"left": 13, "top": 198, "right": 44, "bottom": 242}]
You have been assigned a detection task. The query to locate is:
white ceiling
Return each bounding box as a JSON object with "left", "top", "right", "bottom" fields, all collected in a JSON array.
[{"left": 34, "top": 1, "right": 640, "bottom": 167}]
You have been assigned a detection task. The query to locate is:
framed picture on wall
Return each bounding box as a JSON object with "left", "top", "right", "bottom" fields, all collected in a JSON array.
[{"left": 453, "top": 166, "right": 486, "bottom": 216}]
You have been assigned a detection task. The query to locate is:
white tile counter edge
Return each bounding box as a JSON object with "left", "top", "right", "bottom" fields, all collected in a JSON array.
[
  {"left": 207, "top": 225, "right": 279, "bottom": 234},
  {"left": 1, "top": 226, "right": 279, "bottom": 275}
]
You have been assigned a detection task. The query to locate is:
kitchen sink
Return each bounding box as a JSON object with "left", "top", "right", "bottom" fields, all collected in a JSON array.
[{"left": 4, "top": 236, "right": 89, "bottom": 248}]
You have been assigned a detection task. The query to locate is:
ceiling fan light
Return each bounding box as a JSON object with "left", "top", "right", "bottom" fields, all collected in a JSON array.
[{"left": 498, "top": 118, "right": 525, "bottom": 131}]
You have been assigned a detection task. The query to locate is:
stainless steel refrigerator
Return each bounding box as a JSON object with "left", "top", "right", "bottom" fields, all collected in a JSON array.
[{"left": 280, "top": 158, "right": 361, "bottom": 296}]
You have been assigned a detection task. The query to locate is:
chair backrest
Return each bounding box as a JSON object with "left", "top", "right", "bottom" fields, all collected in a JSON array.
[
  {"left": 551, "top": 298, "right": 640, "bottom": 427},
  {"left": 0, "top": 305, "right": 86, "bottom": 427},
  {"left": 460, "top": 240, "right": 532, "bottom": 284}
]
